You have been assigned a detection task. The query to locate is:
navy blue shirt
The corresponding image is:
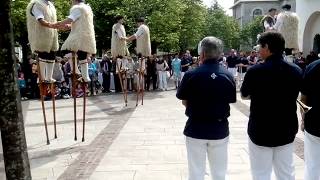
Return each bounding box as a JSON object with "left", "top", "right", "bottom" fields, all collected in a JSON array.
[
  {"left": 241, "top": 54, "right": 302, "bottom": 147},
  {"left": 301, "top": 59, "right": 320, "bottom": 137},
  {"left": 181, "top": 57, "right": 190, "bottom": 72},
  {"left": 176, "top": 59, "right": 236, "bottom": 140},
  {"left": 226, "top": 55, "right": 239, "bottom": 68}
]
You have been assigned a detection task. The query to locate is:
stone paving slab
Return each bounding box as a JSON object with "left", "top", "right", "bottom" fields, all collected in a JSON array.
[{"left": 0, "top": 90, "right": 305, "bottom": 180}]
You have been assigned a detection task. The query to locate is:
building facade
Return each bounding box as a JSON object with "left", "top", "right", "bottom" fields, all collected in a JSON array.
[
  {"left": 231, "top": 0, "right": 296, "bottom": 27},
  {"left": 297, "top": 0, "right": 320, "bottom": 55}
]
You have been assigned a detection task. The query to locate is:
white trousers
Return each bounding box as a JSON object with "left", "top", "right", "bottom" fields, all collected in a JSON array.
[
  {"left": 181, "top": 71, "right": 186, "bottom": 81},
  {"left": 304, "top": 131, "right": 320, "bottom": 180},
  {"left": 186, "top": 136, "right": 229, "bottom": 180},
  {"left": 227, "top": 68, "right": 237, "bottom": 77},
  {"left": 249, "top": 139, "right": 295, "bottom": 180},
  {"left": 158, "top": 71, "right": 167, "bottom": 90}
]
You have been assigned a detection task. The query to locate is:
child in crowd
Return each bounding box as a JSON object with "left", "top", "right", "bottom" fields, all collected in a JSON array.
[{"left": 18, "top": 72, "right": 28, "bottom": 100}]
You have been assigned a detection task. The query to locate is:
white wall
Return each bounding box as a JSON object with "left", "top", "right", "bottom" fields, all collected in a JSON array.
[{"left": 296, "top": 0, "right": 320, "bottom": 53}]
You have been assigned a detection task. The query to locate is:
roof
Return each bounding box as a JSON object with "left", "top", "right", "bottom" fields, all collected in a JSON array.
[{"left": 231, "top": 0, "right": 279, "bottom": 9}]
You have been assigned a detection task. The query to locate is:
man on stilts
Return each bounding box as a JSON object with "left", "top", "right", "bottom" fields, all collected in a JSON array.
[
  {"left": 26, "top": 0, "right": 59, "bottom": 144},
  {"left": 54, "top": 0, "right": 96, "bottom": 142},
  {"left": 274, "top": 4, "right": 299, "bottom": 63},
  {"left": 261, "top": 8, "right": 277, "bottom": 32},
  {"left": 111, "top": 15, "right": 130, "bottom": 106},
  {"left": 127, "top": 17, "right": 151, "bottom": 106}
]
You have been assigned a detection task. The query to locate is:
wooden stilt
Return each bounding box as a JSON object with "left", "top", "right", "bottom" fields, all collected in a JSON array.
[
  {"left": 82, "top": 82, "right": 86, "bottom": 142},
  {"left": 37, "top": 59, "right": 50, "bottom": 145},
  {"left": 51, "top": 82, "right": 57, "bottom": 139},
  {"left": 72, "top": 52, "right": 77, "bottom": 141},
  {"left": 116, "top": 58, "right": 127, "bottom": 106}
]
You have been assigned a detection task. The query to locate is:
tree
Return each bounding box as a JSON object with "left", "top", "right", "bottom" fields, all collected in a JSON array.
[
  {"left": 0, "top": 0, "right": 32, "bottom": 179},
  {"left": 204, "top": 3, "right": 240, "bottom": 51},
  {"left": 239, "top": 16, "right": 264, "bottom": 51},
  {"left": 179, "top": 0, "right": 206, "bottom": 51}
]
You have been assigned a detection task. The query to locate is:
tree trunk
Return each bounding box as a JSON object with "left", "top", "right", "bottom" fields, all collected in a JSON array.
[{"left": 0, "top": 0, "right": 32, "bottom": 179}]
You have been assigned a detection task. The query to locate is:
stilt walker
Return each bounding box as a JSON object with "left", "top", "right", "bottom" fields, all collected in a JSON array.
[
  {"left": 127, "top": 17, "right": 152, "bottom": 106},
  {"left": 111, "top": 15, "right": 130, "bottom": 105},
  {"left": 54, "top": 0, "right": 96, "bottom": 142},
  {"left": 274, "top": 4, "right": 299, "bottom": 62},
  {"left": 26, "top": 0, "right": 59, "bottom": 144}
]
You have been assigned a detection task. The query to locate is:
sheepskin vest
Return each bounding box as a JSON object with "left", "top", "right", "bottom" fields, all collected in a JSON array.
[
  {"left": 111, "top": 23, "right": 129, "bottom": 57},
  {"left": 26, "top": 0, "right": 59, "bottom": 53},
  {"left": 276, "top": 11, "right": 299, "bottom": 50},
  {"left": 61, "top": 3, "right": 96, "bottom": 54},
  {"left": 136, "top": 24, "right": 151, "bottom": 57}
]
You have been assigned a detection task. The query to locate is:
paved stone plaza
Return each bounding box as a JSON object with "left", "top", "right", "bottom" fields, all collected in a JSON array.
[{"left": 0, "top": 89, "right": 305, "bottom": 180}]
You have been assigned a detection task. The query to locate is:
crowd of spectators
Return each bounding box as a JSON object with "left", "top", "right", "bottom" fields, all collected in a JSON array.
[{"left": 16, "top": 50, "right": 199, "bottom": 100}]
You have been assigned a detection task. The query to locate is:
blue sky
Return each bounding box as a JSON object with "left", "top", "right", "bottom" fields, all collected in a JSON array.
[{"left": 203, "top": 0, "right": 233, "bottom": 15}]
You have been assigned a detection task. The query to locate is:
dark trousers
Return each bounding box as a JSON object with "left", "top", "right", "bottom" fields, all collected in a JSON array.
[
  {"left": 145, "top": 73, "right": 157, "bottom": 90},
  {"left": 146, "top": 75, "right": 151, "bottom": 91},
  {"left": 89, "top": 74, "right": 96, "bottom": 94},
  {"left": 114, "top": 74, "right": 122, "bottom": 92},
  {"left": 152, "top": 74, "right": 157, "bottom": 90},
  {"left": 102, "top": 73, "right": 110, "bottom": 92}
]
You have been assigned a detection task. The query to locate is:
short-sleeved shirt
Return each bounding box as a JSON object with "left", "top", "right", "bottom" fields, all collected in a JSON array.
[
  {"left": 171, "top": 58, "right": 181, "bottom": 73},
  {"left": 238, "top": 57, "right": 249, "bottom": 73},
  {"left": 241, "top": 54, "right": 303, "bottom": 147},
  {"left": 31, "top": 0, "right": 50, "bottom": 20},
  {"left": 177, "top": 59, "right": 236, "bottom": 140},
  {"left": 181, "top": 57, "right": 190, "bottom": 72},
  {"left": 134, "top": 25, "right": 145, "bottom": 38},
  {"left": 226, "top": 55, "right": 239, "bottom": 68},
  {"left": 301, "top": 59, "right": 320, "bottom": 137},
  {"left": 68, "top": 3, "right": 86, "bottom": 21}
]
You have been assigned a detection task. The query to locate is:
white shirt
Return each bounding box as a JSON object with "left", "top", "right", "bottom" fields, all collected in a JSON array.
[
  {"left": 134, "top": 25, "right": 145, "bottom": 38},
  {"left": 67, "top": 3, "right": 85, "bottom": 21},
  {"left": 115, "top": 24, "right": 125, "bottom": 38},
  {"left": 31, "top": 0, "right": 50, "bottom": 20}
]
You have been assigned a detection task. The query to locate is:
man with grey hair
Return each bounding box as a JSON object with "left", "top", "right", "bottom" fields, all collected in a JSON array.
[{"left": 177, "top": 36, "right": 236, "bottom": 180}]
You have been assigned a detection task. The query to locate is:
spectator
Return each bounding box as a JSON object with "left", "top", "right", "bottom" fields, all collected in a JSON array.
[
  {"left": 18, "top": 72, "right": 27, "bottom": 100},
  {"left": 248, "top": 51, "right": 258, "bottom": 66},
  {"left": 88, "top": 58, "right": 97, "bottom": 96},
  {"left": 241, "top": 32, "right": 302, "bottom": 180},
  {"left": 101, "top": 55, "right": 111, "bottom": 93},
  {"left": 306, "top": 51, "right": 318, "bottom": 65},
  {"left": 226, "top": 49, "right": 239, "bottom": 78},
  {"left": 177, "top": 36, "right": 236, "bottom": 180},
  {"left": 181, "top": 53, "right": 191, "bottom": 80},
  {"left": 29, "top": 62, "right": 39, "bottom": 99},
  {"left": 171, "top": 53, "right": 181, "bottom": 89},
  {"left": 156, "top": 56, "right": 169, "bottom": 91},
  {"left": 300, "top": 59, "right": 320, "bottom": 180},
  {"left": 53, "top": 57, "right": 65, "bottom": 83},
  {"left": 294, "top": 52, "right": 306, "bottom": 70},
  {"left": 146, "top": 55, "right": 157, "bottom": 91},
  {"left": 127, "top": 57, "right": 135, "bottom": 91},
  {"left": 236, "top": 52, "right": 249, "bottom": 85}
]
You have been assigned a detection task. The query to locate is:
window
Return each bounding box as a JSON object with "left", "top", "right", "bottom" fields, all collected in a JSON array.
[{"left": 253, "top": 9, "right": 263, "bottom": 18}]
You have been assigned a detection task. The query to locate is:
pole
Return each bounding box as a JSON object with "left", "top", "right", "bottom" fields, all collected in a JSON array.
[
  {"left": 72, "top": 52, "right": 77, "bottom": 141},
  {"left": 51, "top": 82, "right": 57, "bottom": 139},
  {"left": 82, "top": 82, "right": 86, "bottom": 142},
  {"left": 38, "top": 60, "right": 50, "bottom": 145},
  {"left": 116, "top": 58, "right": 127, "bottom": 106}
]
